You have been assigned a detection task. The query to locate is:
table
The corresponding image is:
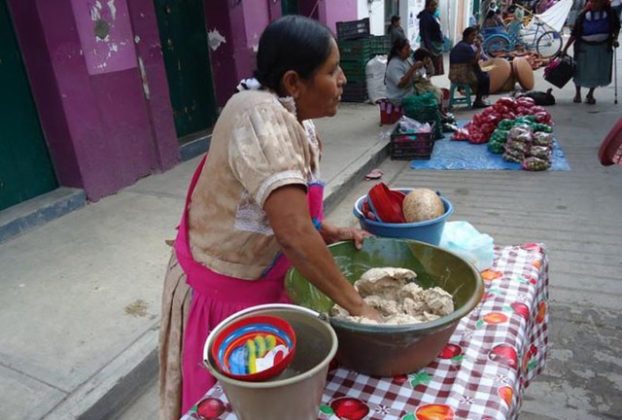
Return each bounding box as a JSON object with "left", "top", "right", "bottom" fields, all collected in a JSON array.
[{"left": 183, "top": 243, "right": 549, "bottom": 420}]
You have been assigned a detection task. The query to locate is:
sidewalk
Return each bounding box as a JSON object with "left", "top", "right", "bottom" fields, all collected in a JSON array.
[{"left": 0, "top": 102, "right": 389, "bottom": 420}]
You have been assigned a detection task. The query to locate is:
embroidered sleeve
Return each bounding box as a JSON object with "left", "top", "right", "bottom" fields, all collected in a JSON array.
[{"left": 229, "top": 104, "right": 310, "bottom": 208}]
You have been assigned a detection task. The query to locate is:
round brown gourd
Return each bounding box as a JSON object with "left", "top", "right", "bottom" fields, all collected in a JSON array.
[{"left": 402, "top": 189, "right": 445, "bottom": 222}]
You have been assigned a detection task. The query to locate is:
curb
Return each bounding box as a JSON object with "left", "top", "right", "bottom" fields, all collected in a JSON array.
[
  {"left": 0, "top": 188, "right": 86, "bottom": 243},
  {"left": 53, "top": 139, "right": 390, "bottom": 420},
  {"left": 0, "top": 135, "right": 211, "bottom": 246},
  {"left": 43, "top": 328, "right": 158, "bottom": 420},
  {"left": 324, "top": 140, "right": 390, "bottom": 214}
]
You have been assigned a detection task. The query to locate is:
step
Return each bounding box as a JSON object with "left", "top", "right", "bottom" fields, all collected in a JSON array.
[{"left": 0, "top": 187, "right": 86, "bottom": 243}]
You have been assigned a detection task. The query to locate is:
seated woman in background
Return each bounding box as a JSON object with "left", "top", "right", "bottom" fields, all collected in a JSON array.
[
  {"left": 449, "top": 26, "right": 491, "bottom": 108},
  {"left": 385, "top": 38, "right": 421, "bottom": 105},
  {"left": 385, "top": 38, "right": 443, "bottom": 106}
]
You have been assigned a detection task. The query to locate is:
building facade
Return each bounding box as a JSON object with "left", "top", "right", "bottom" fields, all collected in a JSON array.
[{"left": 1, "top": 0, "right": 472, "bottom": 214}]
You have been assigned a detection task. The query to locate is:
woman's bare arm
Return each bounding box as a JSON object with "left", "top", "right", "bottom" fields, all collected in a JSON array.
[{"left": 264, "top": 185, "right": 381, "bottom": 319}]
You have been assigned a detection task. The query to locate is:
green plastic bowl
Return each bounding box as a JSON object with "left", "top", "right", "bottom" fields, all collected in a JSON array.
[{"left": 285, "top": 237, "right": 484, "bottom": 376}]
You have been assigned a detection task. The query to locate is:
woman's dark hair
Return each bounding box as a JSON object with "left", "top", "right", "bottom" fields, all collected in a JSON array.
[
  {"left": 425, "top": 0, "right": 436, "bottom": 9},
  {"left": 387, "top": 37, "right": 409, "bottom": 63},
  {"left": 255, "top": 15, "right": 333, "bottom": 94},
  {"left": 413, "top": 48, "right": 433, "bottom": 62},
  {"left": 462, "top": 26, "right": 479, "bottom": 40}
]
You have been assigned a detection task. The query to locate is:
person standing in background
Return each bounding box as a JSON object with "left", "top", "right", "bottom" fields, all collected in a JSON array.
[
  {"left": 388, "top": 15, "right": 406, "bottom": 45},
  {"left": 612, "top": 0, "right": 622, "bottom": 19},
  {"left": 417, "top": 0, "right": 445, "bottom": 76},
  {"left": 563, "top": 0, "right": 620, "bottom": 104}
]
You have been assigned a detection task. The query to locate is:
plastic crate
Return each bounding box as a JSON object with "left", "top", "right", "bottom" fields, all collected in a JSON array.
[
  {"left": 343, "top": 79, "right": 367, "bottom": 90},
  {"left": 389, "top": 123, "right": 436, "bottom": 160},
  {"left": 339, "top": 36, "right": 389, "bottom": 59},
  {"left": 369, "top": 35, "right": 390, "bottom": 55},
  {"left": 336, "top": 18, "right": 370, "bottom": 40},
  {"left": 342, "top": 87, "right": 368, "bottom": 102},
  {"left": 338, "top": 40, "right": 372, "bottom": 57},
  {"left": 342, "top": 92, "right": 368, "bottom": 103},
  {"left": 340, "top": 61, "right": 367, "bottom": 81}
]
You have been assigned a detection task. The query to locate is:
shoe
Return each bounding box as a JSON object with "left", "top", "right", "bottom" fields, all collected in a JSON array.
[
  {"left": 573, "top": 95, "right": 582, "bottom": 103},
  {"left": 473, "top": 100, "right": 491, "bottom": 109},
  {"left": 586, "top": 96, "right": 596, "bottom": 105},
  {"left": 365, "top": 168, "right": 384, "bottom": 180}
]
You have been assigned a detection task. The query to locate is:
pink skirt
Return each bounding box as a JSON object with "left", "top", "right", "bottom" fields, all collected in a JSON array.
[{"left": 180, "top": 255, "right": 291, "bottom": 414}]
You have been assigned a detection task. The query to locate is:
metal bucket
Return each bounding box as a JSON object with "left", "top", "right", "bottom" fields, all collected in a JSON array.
[{"left": 203, "top": 304, "right": 338, "bottom": 420}]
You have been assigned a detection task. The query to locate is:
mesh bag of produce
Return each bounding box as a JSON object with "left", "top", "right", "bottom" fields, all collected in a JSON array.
[
  {"left": 529, "top": 145, "right": 552, "bottom": 161},
  {"left": 522, "top": 157, "right": 551, "bottom": 171},
  {"left": 533, "top": 132, "right": 553, "bottom": 147}
]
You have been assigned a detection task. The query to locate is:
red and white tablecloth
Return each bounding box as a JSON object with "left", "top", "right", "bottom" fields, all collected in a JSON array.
[{"left": 183, "top": 243, "right": 549, "bottom": 420}]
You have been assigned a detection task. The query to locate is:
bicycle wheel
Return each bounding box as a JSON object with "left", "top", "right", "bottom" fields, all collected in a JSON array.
[
  {"left": 536, "top": 31, "right": 562, "bottom": 58},
  {"left": 484, "top": 35, "right": 510, "bottom": 56}
]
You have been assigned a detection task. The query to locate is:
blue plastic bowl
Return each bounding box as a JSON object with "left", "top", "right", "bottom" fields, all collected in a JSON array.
[{"left": 353, "top": 189, "right": 453, "bottom": 245}]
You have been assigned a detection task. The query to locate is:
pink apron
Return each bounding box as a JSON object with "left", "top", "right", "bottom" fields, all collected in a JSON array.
[{"left": 174, "top": 156, "right": 324, "bottom": 413}]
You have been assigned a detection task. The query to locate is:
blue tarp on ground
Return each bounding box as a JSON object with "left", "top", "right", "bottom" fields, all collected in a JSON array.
[{"left": 409, "top": 129, "right": 571, "bottom": 171}]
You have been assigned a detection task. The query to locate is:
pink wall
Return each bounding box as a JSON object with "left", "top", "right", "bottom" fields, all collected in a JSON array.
[
  {"left": 243, "top": 1, "right": 270, "bottom": 52},
  {"left": 319, "top": 0, "right": 358, "bottom": 34},
  {"left": 204, "top": 0, "right": 245, "bottom": 106},
  {"left": 127, "top": 0, "right": 179, "bottom": 170},
  {"left": 8, "top": 0, "right": 178, "bottom": 201}
]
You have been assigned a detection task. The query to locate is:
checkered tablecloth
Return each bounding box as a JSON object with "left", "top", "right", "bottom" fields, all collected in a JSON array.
[{"left": 183, "top": 243, "right": 549, "bottom": 420}]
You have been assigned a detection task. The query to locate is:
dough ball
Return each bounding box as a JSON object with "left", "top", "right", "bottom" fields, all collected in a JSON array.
[
  {"left": 422, "top": 287, "right": 454, "bottom": 315},
  {"left": 355, "top": 267, "right": 417, "bottom": 298}
]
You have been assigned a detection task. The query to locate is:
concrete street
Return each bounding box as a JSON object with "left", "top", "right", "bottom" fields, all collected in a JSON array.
[{"left": 1, "top": 53, "right": 621, "bottom": 420}]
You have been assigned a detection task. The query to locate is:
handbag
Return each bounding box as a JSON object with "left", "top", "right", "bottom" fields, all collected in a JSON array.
[{"left": 544, "top": 54, "right": 575, "bottom": 89}]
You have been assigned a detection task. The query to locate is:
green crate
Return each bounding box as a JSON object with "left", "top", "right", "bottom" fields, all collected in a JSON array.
[
  {"left": 340, "top": 60, "right": 366, "bottom": 72},
  {"left": 341, "top": 60, "right": 366, "bottom": 76},
  {"left": 338, "top": 36, "right": 389, "bottom": 61},
  {"left": 338, "top": 43, "right": 372, "bottom": 58},
  {"left": 368, "top": 35, "right": 390, "bottom": 55}
]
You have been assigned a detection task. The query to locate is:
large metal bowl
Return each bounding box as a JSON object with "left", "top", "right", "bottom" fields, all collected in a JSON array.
[{"left": 285, "top": 237, "right": 483, "bottom": 377}]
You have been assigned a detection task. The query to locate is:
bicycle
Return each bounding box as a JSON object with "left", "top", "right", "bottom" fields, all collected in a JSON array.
[{"left": 482, "top": 15, "right": 563, "bottom": 58}]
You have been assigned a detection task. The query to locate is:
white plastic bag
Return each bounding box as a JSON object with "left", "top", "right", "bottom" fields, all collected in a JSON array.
[
  {"left": 366, "top": 55, "right": 387, "bottom": 103},
  {"left": 439, "top": 221, "right": 494, "bottom": 271}
]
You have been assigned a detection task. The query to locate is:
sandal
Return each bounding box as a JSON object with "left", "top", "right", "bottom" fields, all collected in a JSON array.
[
  {"left": 586, "top": 96, "right": 596, "bottom": 105},
  {"left": 365, "top": 168, "right": 384, "bottom": 180}
]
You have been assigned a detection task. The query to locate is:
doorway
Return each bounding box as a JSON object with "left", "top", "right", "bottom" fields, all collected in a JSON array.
[
  {"left": 0, "top": 1, "right": 57, "bottom": 211},
  {"left": 154, "top": 0, "right": 218, "bottom": 142},
  {"left": 282, "top": 0, "right": 299, "bottom": 15}
]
